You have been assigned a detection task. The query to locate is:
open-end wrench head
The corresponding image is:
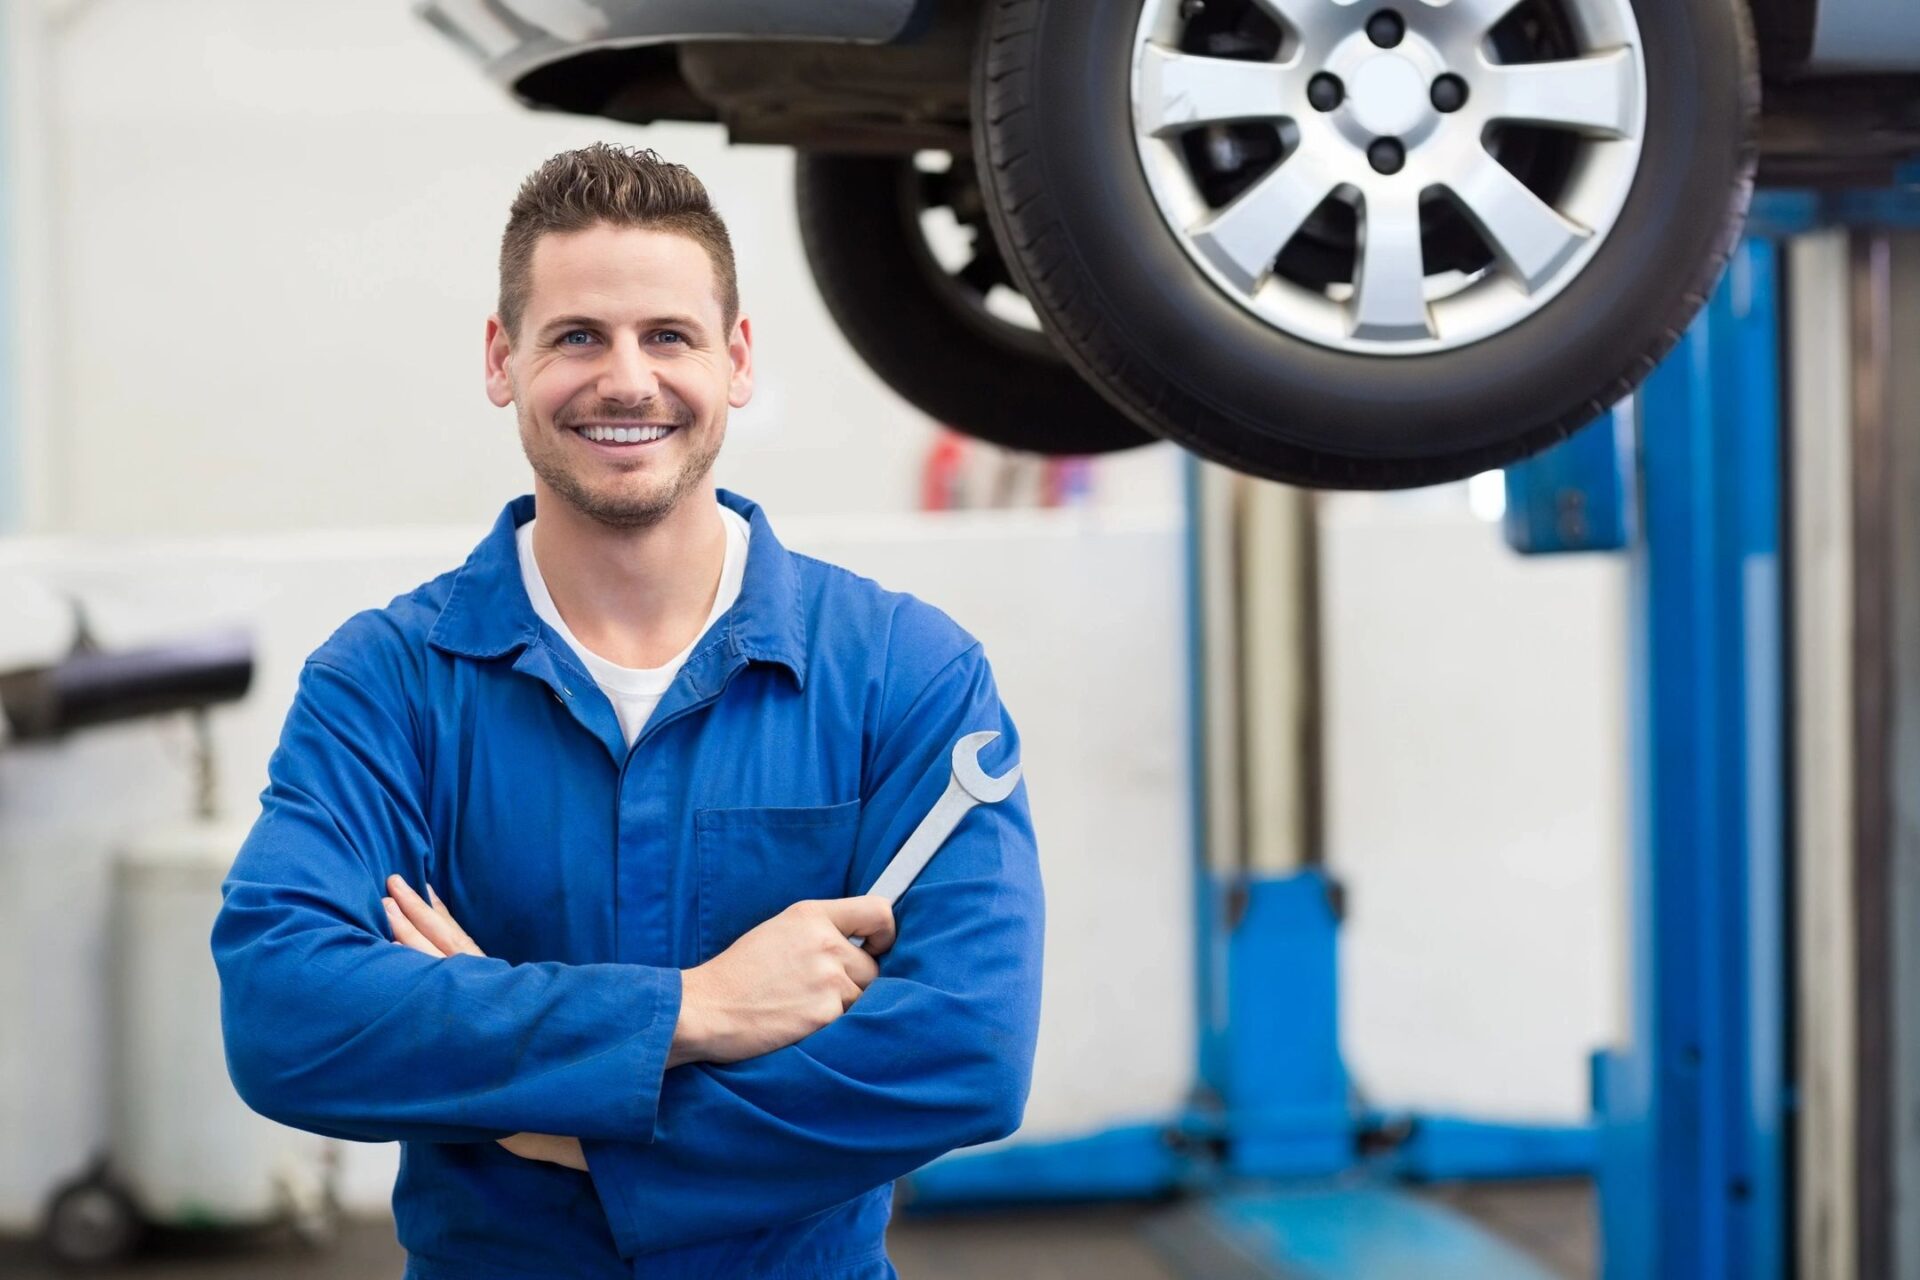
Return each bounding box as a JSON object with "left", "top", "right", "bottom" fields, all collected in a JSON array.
[{"left": 951, "top": 730, "right": 1021, "bottom": 803}]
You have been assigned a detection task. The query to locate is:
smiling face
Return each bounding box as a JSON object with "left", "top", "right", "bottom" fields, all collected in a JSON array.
[{"left": 485, "top": 222, "right": 753, "bottom": 530}]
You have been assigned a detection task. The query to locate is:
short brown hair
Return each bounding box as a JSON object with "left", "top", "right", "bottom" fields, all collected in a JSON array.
[{"left": 498, "top": 143, "right": 739, "bottom": 339}]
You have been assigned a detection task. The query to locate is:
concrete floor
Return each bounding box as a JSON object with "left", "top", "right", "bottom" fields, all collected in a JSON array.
[
  {"left": 1418, "top": 1180, "right": 1594, "bottom": 1279},
  {"left": 0, "top": 1182, "right": 1593, "bottom": 1279}
]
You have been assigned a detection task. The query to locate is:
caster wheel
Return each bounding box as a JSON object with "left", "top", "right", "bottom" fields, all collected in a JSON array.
[{"left": 41, "top": 1171, "right": 145, "bottom": 1267}]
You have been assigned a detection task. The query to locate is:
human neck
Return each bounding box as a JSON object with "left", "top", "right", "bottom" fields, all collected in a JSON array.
[{"left": 529, "top": 481, "right": 728, "bottom": 669}]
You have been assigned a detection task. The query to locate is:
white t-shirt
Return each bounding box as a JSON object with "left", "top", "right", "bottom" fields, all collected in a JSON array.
[{"left": 516, "top": 502, "right": 751, "bottom": 749}]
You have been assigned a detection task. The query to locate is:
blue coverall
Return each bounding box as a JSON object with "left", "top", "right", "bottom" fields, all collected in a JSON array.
[{"left": 210, "top": 491, "right": 1045, "bottom": 1279}]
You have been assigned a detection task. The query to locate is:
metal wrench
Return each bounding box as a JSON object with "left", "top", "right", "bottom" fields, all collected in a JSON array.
[{"left": 847, "top": 730, "right": 1022, "bottom": 947}]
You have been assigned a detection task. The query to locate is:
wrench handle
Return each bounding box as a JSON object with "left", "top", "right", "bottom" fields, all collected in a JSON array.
[{"left": 847, "top": 776, "right": 976, "bottom": 947}]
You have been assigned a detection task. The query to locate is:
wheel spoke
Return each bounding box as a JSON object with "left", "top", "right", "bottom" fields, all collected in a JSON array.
[
  {"left": 1481, "top": 50, "right": 1639, "bottom": 138},
  {"left": 1434, "top": 0, "right": 1524, "bottom": 41},
  {"left": 1136, "top": 43, "right": 1291, "bottom": 137},
  {"left": 1351, "top": 187, "right": 1433, "bottom": 342},
  {"left": 1446, "top": 148, "right": 1590, "bottom": 292},
  {"left": 1188, "top": 153, "right": 1339, "bottom": 293}
]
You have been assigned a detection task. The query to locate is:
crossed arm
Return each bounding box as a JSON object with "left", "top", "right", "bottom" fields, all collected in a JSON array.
[{"left": 376, "top": 874, "right": 899, "bottom": 1173}]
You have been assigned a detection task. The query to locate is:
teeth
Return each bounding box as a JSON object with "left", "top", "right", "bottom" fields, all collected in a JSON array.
[{"left": 579, "top": 425, "right": 674, "bottom": 444}]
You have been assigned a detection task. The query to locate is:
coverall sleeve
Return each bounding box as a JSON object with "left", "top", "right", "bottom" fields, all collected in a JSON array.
[
  {"left": 580, "top": 641, "right": 1045, "bottom": 1258},
  {"left": 211, "top": 656, "right": 682, "bottom": 1146}
]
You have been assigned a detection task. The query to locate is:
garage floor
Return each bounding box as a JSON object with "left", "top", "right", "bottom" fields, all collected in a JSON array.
[{"left": 0, "top": 1181, "right": 1594, "bottom": 1279}]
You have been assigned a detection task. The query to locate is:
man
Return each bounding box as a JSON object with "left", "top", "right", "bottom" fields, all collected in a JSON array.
[{"left": 211, "top": 144, "right": 1044, "bottom": 1279}]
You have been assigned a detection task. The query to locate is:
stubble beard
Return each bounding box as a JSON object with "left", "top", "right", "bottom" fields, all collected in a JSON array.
[{"left": 519, "top": 397, "right": 723, "bottom": 531}]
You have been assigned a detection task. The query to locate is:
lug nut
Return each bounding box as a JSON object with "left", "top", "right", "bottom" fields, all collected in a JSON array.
[
  {"left": 1368, "top": 137, "right": 1406, "bottom": 175},
  {"left": 1366, "top": 10, "right": 1406, "bottom": 48},
  {"left": 1307, "top": 73, "right": 1344, "bottom": 112},
  {"left": 1431, "top": 74, "right": 1468, "bottom": 113}
]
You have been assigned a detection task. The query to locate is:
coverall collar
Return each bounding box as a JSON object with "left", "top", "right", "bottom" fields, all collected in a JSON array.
[{"left": 427, "top": 489, "right": 808, "bottom": 692}]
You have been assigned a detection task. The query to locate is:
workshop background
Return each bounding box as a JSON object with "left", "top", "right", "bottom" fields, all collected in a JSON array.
[{"left": 2, "top": 1, "right": 1643, "bottom": 1277}]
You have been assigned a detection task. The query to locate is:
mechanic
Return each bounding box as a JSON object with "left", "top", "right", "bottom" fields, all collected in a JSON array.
[{"left": 210, "top": 143, "right": 1044, "bottom": 1280}]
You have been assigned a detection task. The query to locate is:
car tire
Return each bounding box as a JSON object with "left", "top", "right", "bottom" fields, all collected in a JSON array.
[
  {"left": 973, "top": 0, "right": 1760, "bottom": 487},
  {"left": 794, "top": 151, "right": 1158, "bottom": 456}
]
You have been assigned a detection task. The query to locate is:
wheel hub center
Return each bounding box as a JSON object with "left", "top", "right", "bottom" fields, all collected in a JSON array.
[
  {"left": 1320, "top": 28, "right": 1451, "bottom": 154},
  {"left": 1347, "top": 55, "right": 1430, "bottom": 139}
]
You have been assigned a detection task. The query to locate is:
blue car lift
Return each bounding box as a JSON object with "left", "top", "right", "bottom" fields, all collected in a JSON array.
[
  {"left": 898, "top": 193, "right": 1917, "bottom": 1275},
  {"left": 1576, "top": 235, "right": 1789, "bottom": 1280}
]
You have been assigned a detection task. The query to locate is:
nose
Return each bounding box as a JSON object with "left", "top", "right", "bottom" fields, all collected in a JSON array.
[{"left": 596, "top": 333, "right": 660, "bottom": 405}]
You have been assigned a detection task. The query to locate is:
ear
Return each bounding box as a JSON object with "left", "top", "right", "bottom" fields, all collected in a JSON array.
[
  {"left": 484, "top": 315, "right": 515, "bottom": 408},
  {"left": 727, "top": 313, "right": 755, "bottom": 410}
]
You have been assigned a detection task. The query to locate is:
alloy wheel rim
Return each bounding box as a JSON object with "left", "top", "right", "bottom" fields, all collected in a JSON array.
[
  {"left": 1129, "top": 0, "right": 1647, "bottom": 355},
  {"left": 905, "top": 152, "right": 1054, "bottom": 356}
]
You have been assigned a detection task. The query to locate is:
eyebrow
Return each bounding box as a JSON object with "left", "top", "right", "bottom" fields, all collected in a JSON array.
[{"left": 538, "top": 314, "right": 709, "bottom": 338}]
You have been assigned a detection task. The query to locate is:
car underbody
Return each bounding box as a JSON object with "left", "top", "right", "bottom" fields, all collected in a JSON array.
[
  {"left": 501, "top": 1, "right": 1920, "bottom": 185},
  {"left": 425, "top": 0, "right": 1920, "bottom": 483}
]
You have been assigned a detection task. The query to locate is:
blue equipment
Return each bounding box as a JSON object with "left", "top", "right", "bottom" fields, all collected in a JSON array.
[{"left": 902, "top": 195, "right": 1920, "bottom": 1276}]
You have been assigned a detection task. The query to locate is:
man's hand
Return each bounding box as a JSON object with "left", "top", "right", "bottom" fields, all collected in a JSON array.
[
  {"left": 383, "top": 876, "right": 484, "bottom": 959},
  {"left": 673, "top": 896, "right": 896, "bottom": 1067},
  {"left": 495, "top": 1130, "right": 588, "bottom": 1172},
  {"left": 383, "top": 876, "right": 585, "bottom": 1173},
  {"left": 383, "top": 880, "right": 897, "bottom": 1155}
]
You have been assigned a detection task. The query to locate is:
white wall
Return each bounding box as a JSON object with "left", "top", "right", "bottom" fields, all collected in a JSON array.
[{"left": 1321, "top": 493, "right": 1629, "bottom": 1123}]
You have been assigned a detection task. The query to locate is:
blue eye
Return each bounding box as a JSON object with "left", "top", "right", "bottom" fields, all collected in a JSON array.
[
  {"left": 655, "top": 331, "right": 685, "bottom": 345},
  {"left": 559, "top": 330, "right": 594, "bottom": 346}
]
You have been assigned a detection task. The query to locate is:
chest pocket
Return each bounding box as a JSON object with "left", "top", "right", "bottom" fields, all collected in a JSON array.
[{"left": 694, "top": 799, "right": 863, "bottom": 960}]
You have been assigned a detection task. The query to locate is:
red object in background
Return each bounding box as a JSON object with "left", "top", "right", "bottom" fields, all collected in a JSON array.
[
  {"left": 922, "top": 429, "right": 1096, "bottom": 510},
  {"left": 922, "top": 430, "right": 970, "bottom": 511}
]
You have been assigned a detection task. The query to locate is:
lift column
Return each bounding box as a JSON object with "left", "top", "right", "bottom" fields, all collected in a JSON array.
[{"left": 1591, "top": 237, "right": 1789, "bottom": 1280}]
